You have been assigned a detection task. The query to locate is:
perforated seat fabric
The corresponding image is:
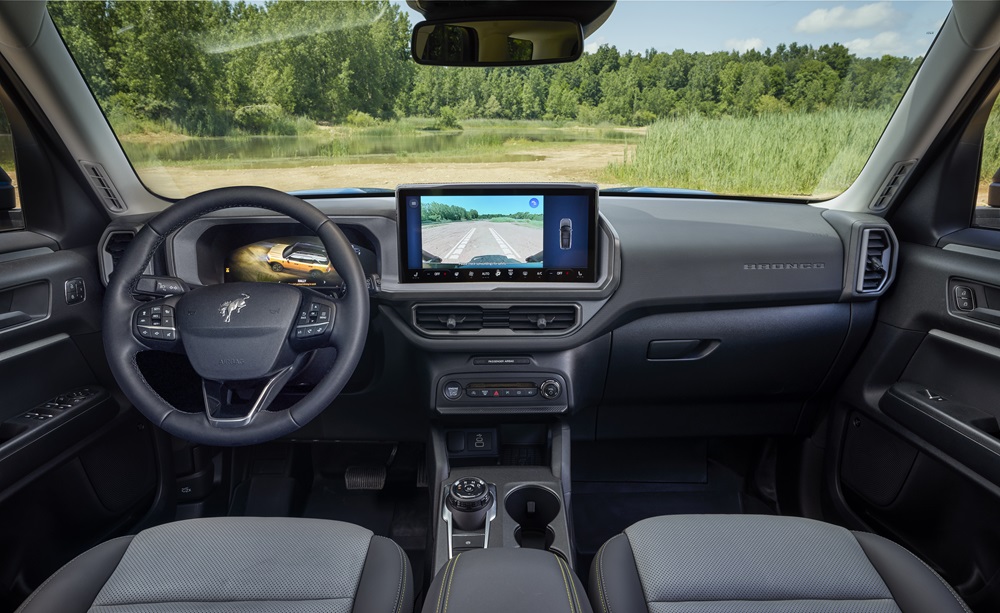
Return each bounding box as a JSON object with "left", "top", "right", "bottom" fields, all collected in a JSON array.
[
  {"left": 590, "top": 515, "right": 971, "bottom": 613},
  {"left": 16, "top": 517, "right": 413, "bottom": 613}
]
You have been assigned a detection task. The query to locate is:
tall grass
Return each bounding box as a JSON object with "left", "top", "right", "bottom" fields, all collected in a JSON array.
[
  {"left": 604, "top": 109, "right": 893, "bottom": 197},
  {"left": 981, "top": 108, "right": 1000, "bottom": 184}
]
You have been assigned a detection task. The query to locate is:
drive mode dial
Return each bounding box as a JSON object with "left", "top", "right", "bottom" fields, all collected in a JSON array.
[{"left": 540, "top": 379, "right": 561, "bottom": 400}]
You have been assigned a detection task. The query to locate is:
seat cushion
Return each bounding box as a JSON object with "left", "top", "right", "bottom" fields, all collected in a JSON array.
[
  {"left": 16, "top": 517, "right": 412, "bottom": 613},
  {"left": 590, "top": 514, "right": 970, "bottom": 613}
]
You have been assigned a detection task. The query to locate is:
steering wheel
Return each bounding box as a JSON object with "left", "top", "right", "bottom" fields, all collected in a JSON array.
[{"left": 103, "top": 187, "right": 369, "bottom": 446}]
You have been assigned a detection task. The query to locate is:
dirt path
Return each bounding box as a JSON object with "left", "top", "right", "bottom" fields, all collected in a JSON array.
[
  {"left": 422, "top": 220, "right": 542, "bottom": 263},
  {"left": 135, "top": 143, "right": 631, "bottom": 196}
]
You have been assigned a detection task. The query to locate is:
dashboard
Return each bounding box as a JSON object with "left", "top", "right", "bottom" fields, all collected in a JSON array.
[{"left": 96, "top": 185, "right": 898, "bottom": 441}]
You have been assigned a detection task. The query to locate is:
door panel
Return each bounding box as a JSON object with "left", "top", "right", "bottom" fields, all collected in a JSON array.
[
  {"left": 0, "top": 234, "right": 159, "bottom": 611},
  {"left": 830, "top": 241, "right": 1000, "bottom": 611}
]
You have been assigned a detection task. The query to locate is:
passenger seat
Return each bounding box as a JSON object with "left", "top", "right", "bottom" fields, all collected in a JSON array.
[{"left": 590, "top": 515, "right": 970, "bottom": 613}]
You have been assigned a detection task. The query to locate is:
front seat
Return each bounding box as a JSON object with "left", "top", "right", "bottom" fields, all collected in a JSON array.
[
  {"left": 16, "top": 517, "right": 412, "bottom": 613},
  {"left": 590, "top": 515, "right": 970, "bottom": 613}
]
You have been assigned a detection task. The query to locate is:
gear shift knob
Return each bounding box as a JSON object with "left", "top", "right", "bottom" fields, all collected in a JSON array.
[{"left": 446, "top": 477, "right": 493, "bottom": 531}]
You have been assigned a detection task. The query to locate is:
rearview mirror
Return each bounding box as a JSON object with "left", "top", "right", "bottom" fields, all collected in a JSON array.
[{"left": 411, "top": 18, "right": 584, "bottom": 67}]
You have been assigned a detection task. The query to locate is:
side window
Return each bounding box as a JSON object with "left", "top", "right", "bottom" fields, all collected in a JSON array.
[{"left": 0, "top": 107, "right": 20, "bottom": 231}]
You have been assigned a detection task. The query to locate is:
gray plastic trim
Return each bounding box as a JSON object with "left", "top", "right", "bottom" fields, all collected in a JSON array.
[
  {"left": 0, "top": 332, "right": 67, "bottom": 363},
  {"left": 928, "top": 328, "right": 1000, "bottom": 360},
  {"left": 942, "top": 243, "right": 1000, "bottom": 261}
]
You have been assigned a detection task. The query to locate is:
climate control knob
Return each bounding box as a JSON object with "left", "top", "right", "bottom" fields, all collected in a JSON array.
[{"left": 539, "top": 379, "right": 561, "bottom": 400}]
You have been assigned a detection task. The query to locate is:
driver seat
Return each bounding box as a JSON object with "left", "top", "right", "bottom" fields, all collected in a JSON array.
[{"left": 15, "top": 517, "right": 412, "bottom": 613}]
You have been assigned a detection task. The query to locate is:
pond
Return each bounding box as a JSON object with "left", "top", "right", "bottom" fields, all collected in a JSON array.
[{"left": 121, "top": 127, "right": 636, "bottom": 168}]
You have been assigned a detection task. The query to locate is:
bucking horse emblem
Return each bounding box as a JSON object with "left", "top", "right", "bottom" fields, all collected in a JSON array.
[{"left": 219, "top": 293, "right": 250, "bottom": 323}]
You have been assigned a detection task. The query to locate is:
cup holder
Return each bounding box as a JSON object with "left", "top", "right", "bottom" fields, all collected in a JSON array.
[{"left": 505, "top": 485, "right": 561, "bottom": 552}]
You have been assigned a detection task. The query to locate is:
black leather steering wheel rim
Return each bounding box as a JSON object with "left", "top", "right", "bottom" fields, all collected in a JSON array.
[{"left": 103, "top": 186, "right": 369, "bottom": 446}]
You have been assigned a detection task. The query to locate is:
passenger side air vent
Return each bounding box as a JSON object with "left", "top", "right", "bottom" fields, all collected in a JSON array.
[
  {"left": 414, "top": 305, "right": 484, "bottom": 331},
  {"left": 857, "top": 228, "right": 893, "bottom": 294},
  {"left": 508, "top": 305, "right": 577, "bottom": 331},
  {"left": 412, "top": 304, "right": 579, "bottom": 335},
  {"left": 869, "top": 159, "right": 916, "bottom": 212},
  {"left": 80, "top": 161, "right": 127, "bottom": 212},
  {"left": 101, "top": 231, "right": 135, "bottom": 284}
]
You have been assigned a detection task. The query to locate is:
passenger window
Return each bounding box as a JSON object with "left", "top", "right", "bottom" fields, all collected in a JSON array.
[{"left": 0, "top": 106, "right": 20, "bottom": 232}]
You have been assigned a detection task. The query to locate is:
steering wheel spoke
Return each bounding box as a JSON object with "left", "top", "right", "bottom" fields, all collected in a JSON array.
[{"left": 203, "top": 362, "right": 300, "bottom": 429}]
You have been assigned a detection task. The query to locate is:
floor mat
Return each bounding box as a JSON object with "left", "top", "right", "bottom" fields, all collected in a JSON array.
[{"left": 302, "top": 477, "right": 429, "bottom": 589}]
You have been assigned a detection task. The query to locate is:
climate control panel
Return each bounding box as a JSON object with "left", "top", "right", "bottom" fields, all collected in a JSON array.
[{"left": 435, "top": 373, "right": 568, "bottom": 415}]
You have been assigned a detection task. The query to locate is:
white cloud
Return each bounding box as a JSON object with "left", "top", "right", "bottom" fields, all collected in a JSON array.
[
  {"left": 843, "top": 31, "right": 913, "bottom": 57},
  {"left": 795, "top": 2, "right": 896, "bottom": 34},
  {"left": 724, "top": 37, "right": 764, "bottom": 52},
  {"left": 584, "top": 36, "right": 607, "bottom": 54}
]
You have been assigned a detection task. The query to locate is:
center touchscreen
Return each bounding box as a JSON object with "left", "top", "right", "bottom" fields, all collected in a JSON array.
[{"left": 398, "top": 185, "right": 598, "bottom": 283}]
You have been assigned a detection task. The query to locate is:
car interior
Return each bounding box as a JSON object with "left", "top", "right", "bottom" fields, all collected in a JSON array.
[{"left": 1, "top": 0, "right": 1000, "bottom": 612}]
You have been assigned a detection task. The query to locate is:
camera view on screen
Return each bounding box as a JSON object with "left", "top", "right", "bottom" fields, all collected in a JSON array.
[{"left": 419, "top": 195, "right": 544, "bottom": 267}]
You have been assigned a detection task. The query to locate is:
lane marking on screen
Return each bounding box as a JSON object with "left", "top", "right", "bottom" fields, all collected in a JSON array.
[
  {"left": 489, "top": 227, "right": 522, "bottom": 261},
  {"left": 445, "top": 227, "right": 477, "bottom": 261}
]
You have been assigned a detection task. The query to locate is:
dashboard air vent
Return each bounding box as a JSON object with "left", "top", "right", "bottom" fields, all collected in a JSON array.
[
  {"left": 412, "top": 304, "right": 579, "bottom": 334},
  {"left": 508, "top": 305, "right": 577, "bottom": 331},
  {"left": 869, "top": 159, "right": 916, "bottom": 212},
  {"left": 414, "top": 305, "right": 484, "bottom": 331},
  {"left": 857, "top": 228, "right": 892, "bottom": 294},
  {"left": 81, "top": 161, "right": 127, "bottom": 212}
]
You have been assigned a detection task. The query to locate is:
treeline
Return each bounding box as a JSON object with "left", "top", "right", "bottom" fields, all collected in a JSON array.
[{"left": 49, "top": 1, "right": 922, "bottom": 135}]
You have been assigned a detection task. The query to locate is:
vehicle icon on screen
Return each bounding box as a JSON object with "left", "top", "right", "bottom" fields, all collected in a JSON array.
[
  {"left": 559, "top": 218, "right": 572, "bottom": 250},
  {"left": 265, "top": 242, "right": 332, "bottom": 277}
]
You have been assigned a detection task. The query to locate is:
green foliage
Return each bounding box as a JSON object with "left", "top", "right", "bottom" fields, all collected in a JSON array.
[
  {"left": 421, "top": 200, "right": 542, "bottom": 223},
  {"left": 432, "top": 106, "right": 461, "bottom": 130},
  {"left": 345, "top": 110, "right": 379, "bottom": 128},
  {"left": 50, "top": 1, "right": 921, "bottom": 135},
  {"left": 606, "top": 109, "right": 890, "bottom": 196}
]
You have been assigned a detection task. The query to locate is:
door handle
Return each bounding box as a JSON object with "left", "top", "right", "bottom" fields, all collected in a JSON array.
[
  {"left": 0, "top": 311, "right": 30, "bottom": 330},
  {"left": 967, "top": 306, "right": 1000, "bottom": 327}
]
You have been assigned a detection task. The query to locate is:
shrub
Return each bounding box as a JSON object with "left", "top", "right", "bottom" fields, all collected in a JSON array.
[
  {"left": 432, "top": 106, "right": 461, "bottom": 130},
  {"left": 345, "top": 110, "right": 379, "bottom": 127}
]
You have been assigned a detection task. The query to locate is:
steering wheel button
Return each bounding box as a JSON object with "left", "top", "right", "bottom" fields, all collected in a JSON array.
[
  {"left": 164, "top": 330, "right": 176, "bottom": 340},
  {"left": 151, "top": 306, "right": 162, "bottom": 314},
  {"left": 137, "top": 317, "right": 149, "bottom": 325},
  {"left": 162, "top": 317, "right": 174, "bottom": 327},
  {"left": 138, "top": 328, "right": 151, "bottom": 338},
  {"left": 162, "top": 306, "right": 174, "bottom": 316},
  {"left": 138, "top": 308, "right": 149, "bottom": 317}
]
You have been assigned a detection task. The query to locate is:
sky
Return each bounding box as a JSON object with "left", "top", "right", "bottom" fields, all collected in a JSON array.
[
  {"left": 395, "top": 1, "right": 952, "bottom": 59},
  {"left": 423, "top": 195, "right": 544, "bottom": 216}
]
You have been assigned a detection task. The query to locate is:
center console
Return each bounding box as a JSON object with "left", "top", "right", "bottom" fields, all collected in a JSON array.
[{"left": 428, "top": 423, "right": 575, "bottom": 577}]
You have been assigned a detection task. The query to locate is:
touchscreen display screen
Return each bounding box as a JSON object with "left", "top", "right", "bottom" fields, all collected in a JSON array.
[{"left": 398, "top": 185, "right": 598, "bottom": 283}]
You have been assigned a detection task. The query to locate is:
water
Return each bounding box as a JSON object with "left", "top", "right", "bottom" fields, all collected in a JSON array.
[{"left": 121, "top": 127, "right": 633, "bottom": 166}]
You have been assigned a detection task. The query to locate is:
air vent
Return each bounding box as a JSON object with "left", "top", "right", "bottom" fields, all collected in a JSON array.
[
  {"left": 508, "top": 305, "right": 577, "bottom": 331},
  {"left": 80, "top": 161, "right": 126, "bottom": 212},
  {"left": 869, "top": 159, "right": 916, "bottom": 212},
  {"left": 412, "top": 304, "right": 579, "bottom": 334},
  {"left": 414, "top": 305, "right": 484, "bottom": 331},
  {"left": 857, "top": 228, "right": 893, "bottom": 294}
]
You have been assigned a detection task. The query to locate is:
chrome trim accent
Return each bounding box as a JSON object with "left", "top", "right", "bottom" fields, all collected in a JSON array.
[
  {"left": 203, "top": 364, "right": 296, "bottom": 429},
  {"left": 443, "top": 481, "right": 497, "bottom": 559}
]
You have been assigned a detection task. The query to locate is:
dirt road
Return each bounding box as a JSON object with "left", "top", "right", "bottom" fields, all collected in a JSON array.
[
  {"left": 423, "top": 220, "right": 542, "bottom": 264},
  {"left": 135, "top": 143, "right": 629, "bottom": 197}
]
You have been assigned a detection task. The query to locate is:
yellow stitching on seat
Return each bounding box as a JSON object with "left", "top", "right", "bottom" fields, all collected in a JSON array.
[
  {"left": 556, "top": 553, "right": 576, "bottom": 613},
  {"left": 443, "top": 552, "right": 462, "bottom": 613},
  {"left": 562, "top": 557, "right": 584, "bottom": 613},
  {"left": 396, "top": 544, "right": 407, "bottom": 613},
  {"left": 434, "top": 557, "right": 452, "bottom": 613},
  {"left": 599, "top": 539, "right": 613, "bottom": 613}
]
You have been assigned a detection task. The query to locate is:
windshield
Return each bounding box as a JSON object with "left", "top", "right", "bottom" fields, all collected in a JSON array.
[{"left": 49, "top": 1, "right": 950, "bottom": 200}]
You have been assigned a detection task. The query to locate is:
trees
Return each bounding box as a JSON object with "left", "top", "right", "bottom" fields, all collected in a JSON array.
[{"left": 49, "top": 1, "right": 923, "bottom": 133}]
